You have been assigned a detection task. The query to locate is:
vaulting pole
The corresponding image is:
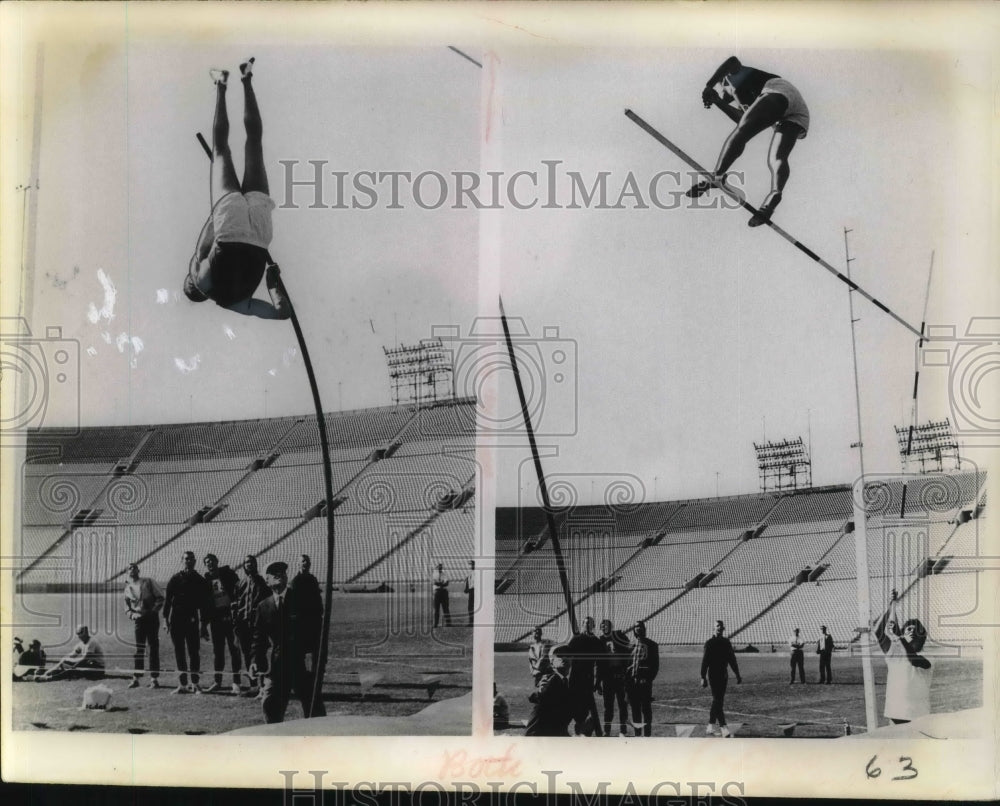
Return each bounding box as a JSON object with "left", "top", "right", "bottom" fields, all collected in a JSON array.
[
  {"left": 624, "top": 109, "right": 922, "bottom": 338},
  {"left": 198, "top": 137, "right": 332, "bottom": 717},
  {"left": 274, "top": 270, "right": 336, "bottom": 718},
  {"left": 904, "top": 252, "right": 935, "bottom": 457},
  {"left": 499, "top": 297, "right": 578, "bottom": 635}
]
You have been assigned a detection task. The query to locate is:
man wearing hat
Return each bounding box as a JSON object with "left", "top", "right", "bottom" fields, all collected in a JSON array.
[
  {"left": 38, "top": 625, "right": 105, "bottom": 681},
  {"left": 525, "top": 644, "right": 575, "bottom": 736},
  {"left": 251, "top": 560, "right": 327, "bottom": 723}
]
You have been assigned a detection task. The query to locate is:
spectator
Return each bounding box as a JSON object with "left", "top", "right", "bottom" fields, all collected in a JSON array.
[
  {"left": 566, "top": 615, "right": 606, "bottom": 736},
  {"left": 37, "top": 625, "right": 105, "bottom": 682},
  {"left": 233, "top": 554, "right": 270, "bottom": 697},
  {"left": 789, "top": 627, "right": 805, "bottom": 684},
  {"left": 700, "top": 620, "right": 741, "bottom": 737},
  {"left": 13, "top": 639, "right": 46, "bottom": 681},
  {"left": 163, "top": 550, "right": 209, "bottom": 694},
  {"left": 288, "top": 554, "right": 324, "bottom": 678},
  {"left": 202, "top": 554, "right": 243, "bottom": 694},
  {"left": 527, "top": 626, "right": 551, "bottom": 688},
  {"left": 251, "top": 561, "right": 327, "bottom": 723},
  {"left": 464, "top": 560, "right": 475, "bottom": 624},
  {"left": 596, "top": 618, "right": 630, "bottom": 737},
  {"left": 817, "top": 625, "right": 834, "bottom": 684},
  {"left": 123, "top": 562, "right": 165, "bottom": 689},
  {"left": 626, "top": 620, "right": 660, "bottom": 737},
  {"left": 431, "top": 562, "right": 451, "bottom": 627},
  {"left": 493, "top": 682, "right": 510, "bottom": 731},
  {"left": 525, "top": 646, "right": 575, "bottom": 736}
]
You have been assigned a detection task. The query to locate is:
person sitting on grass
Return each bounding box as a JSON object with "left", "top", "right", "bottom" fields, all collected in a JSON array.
[
  {"left": 37, "top": 625, "right": 105, "bottom": 682},
  {"left": 13, "top": 639, "right": 47, "bottom": 681}
]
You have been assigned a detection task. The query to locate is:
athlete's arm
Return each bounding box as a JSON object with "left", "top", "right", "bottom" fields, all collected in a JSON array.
[{"left": 705, "top": 56, "right": 741, "bottom": 91}]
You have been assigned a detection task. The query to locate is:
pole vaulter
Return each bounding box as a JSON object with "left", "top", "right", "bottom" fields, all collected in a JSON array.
[
  {"left": 499, "top": 297, "right": 578, "bottom": 635},
  {"left": 193, "top": 59, "right": 333, "bottom": 717},
  {"left": 625, "top": 109, "right": 922, "bottom": 339}
]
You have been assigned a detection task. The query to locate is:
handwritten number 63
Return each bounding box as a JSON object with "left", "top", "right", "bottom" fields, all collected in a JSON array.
[{"left": 866, "top": 755, "right": 918, "bottom": 781}]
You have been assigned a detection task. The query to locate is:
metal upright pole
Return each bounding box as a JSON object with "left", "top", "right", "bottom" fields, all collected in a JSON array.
[{"left": 844, "top": 229, "right": 878, "bottom": 733}]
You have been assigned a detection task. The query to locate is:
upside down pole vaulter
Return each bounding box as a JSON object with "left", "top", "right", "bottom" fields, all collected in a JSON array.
[
  {"left": 499, "top": 297, "right": 578, "bottom": 635},
  {"left": 198, "top": 132, "right": 334, "bottom": 718},
  {"left": 624, "top": 109, "right": 922, "bottom": 339}
]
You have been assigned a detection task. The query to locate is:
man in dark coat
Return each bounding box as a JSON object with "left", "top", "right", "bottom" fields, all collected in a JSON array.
[
  {"left": 288, "top": 554, "right": 324, "bottom": 677},
  {"left": 202, "top": 553, "right": 243, "bottom": 693},
  {"left": 525, "top": 646, "right": 575, "bottom": 737},
  {"left": 596, "top": 618, "right": 631, "bottom": 737},
  {"left": 566, "top": 615, "right": 606, "bottom": 736},
  {"left": 817, "top": 625, "right": 834, "bottom": 684},
  {"left": 700, "top": 619, "right": 742, "bottom": 737},
  {"left": 251, "top": 561, "right": 327, "bottom": 723},
  {"left": 163, "top": 550, "right": 209, "bottom": 694},
  {"left": 233, "top": 554, "right": 270, "bottom": 696}
]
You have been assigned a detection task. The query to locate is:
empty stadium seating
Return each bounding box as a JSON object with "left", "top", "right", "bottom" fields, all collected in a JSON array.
[
  {"left": 496, "top": 471, "right": 987, "bottom": 647},
  {"left": 19, "top": 399, "right": 477, "bottom": 590}
]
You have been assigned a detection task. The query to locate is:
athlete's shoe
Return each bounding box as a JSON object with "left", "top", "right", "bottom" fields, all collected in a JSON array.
[
  {"left": 707, "top": 723, "right": 720, "bottom": 736},
  {"left": 231, "top": 683, "right": 242, "bottom": 695},
  {"left": 720, "top": 726, "right": 733, "bottom": 738},
  {"left": 209, "top": 69, "right": 229, "bottom": 87},
  {"left": 189, "top": 684, "right": 203, "bottom": 695},
  {"left": 171, "top": 684, "right": 188, "bottom": 695},
  {"left": 127, "top": 678, "right": 140, "bottom": 689},
  {"left": 204, "top": 682, "right": 222, "bottom": 693},
  {"left": 748, "top": 191, "right": 781, "bottom": 227},
  {"left": 148, "top": 678, "right": 160, "bottom": 689},
  {"left": 240, "top": 57, "right": 255, "bottom": 80}
]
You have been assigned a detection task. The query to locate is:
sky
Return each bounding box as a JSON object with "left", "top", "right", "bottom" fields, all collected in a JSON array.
[{"left": 3, "top": 4, "right": 997, "bottom": 508}]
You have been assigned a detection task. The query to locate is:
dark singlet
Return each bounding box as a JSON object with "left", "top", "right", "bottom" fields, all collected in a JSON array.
[
  {"left": 207, "top": 242, "right": 269, "bottom": 308},
  {"left": 723, "top": 65, "right": 780, "bottom": 108}
]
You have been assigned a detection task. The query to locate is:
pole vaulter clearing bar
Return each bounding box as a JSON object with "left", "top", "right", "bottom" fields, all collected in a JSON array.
[
  {"left": 625, "top": 109, "right": 921, "bottom": 339},
  {"left": 499, "top": 296, "right": 579, "bottom": 636}
]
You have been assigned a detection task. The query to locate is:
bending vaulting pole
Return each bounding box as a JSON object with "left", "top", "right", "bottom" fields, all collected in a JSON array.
[
  {"left": 624, "top": 109, "right": 921, "bottom": 338},
  {"left": 275, "top": 272, "right": 337, "bottom": 717},
  {"left": 499, "top": 297, "right": 578, "bottom": 635},
  {"left": 199, "top": 137, "right": 333, "bottom": 716}
]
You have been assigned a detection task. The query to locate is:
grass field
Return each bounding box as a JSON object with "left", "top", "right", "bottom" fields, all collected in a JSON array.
[
  {"left": 11, "top": 592, "right": 472, "bottom": 734},
  {"left": 494, "top": 647, "right": 983, "bottom": 738}
]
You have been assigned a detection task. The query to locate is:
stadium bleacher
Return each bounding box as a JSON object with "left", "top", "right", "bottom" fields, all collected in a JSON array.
[
  {"left": 496, "top": 472, "right": 987, "bottom": 647},
  {"left": 18, "top": 399, "right": 478, "bottom": 590}
]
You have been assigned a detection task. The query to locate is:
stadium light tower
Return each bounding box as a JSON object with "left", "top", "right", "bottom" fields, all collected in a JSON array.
[
  {"left": 894, "top": 418, "right": 960, "bottom": 474},
  {"left": 753, "top": 436, "right": 812, "bottom": 493},
  {"left": 383, "top": 338, "right": 453, "bottom": 407}
]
